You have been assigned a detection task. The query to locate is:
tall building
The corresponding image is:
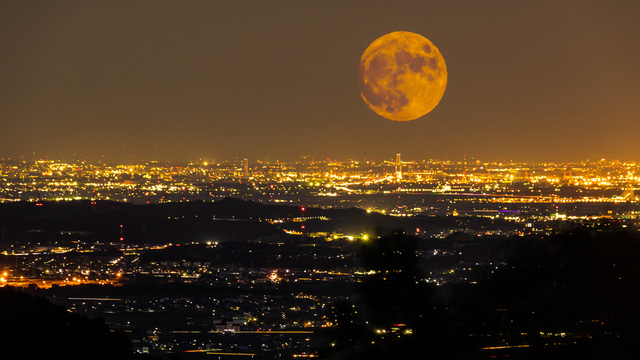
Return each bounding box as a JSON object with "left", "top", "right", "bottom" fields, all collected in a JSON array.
[{"left": 395, "top": 153, "right": 402, "bottom": 182}]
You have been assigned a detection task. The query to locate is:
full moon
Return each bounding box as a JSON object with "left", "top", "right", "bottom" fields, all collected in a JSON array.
[{"left": 358, "top": 31, "right": 447, "bottom": 121}]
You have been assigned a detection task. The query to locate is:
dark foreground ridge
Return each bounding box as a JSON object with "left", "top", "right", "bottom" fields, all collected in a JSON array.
[{"left": 0, "top": 285, "right": 151, "bottom": 360}]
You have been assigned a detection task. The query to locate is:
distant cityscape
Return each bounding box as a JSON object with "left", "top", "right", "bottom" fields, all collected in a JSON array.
[
  {"left": 3, "top": 155, "right": 640, "bottom": 228},
  {"left": 3, "top": 155, "right": 640, "bottom": 204},
  {"left": 2, "top": 155, "right": 640, "bottom": 359}
]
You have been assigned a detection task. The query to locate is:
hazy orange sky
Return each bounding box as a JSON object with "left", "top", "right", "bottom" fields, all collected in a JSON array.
[{"left": 2, "top": 1, "right": 640, "bottom": 163}]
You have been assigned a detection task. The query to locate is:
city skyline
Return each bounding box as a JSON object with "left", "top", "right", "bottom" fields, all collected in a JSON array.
[
  {"left": 3, "top": 1, "right": 640, "bottom": 162},
  {"left": 4, "top": 155, "right": 640, "bottom": 206}
]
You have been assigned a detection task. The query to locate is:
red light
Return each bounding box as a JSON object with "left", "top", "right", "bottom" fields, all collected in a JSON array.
[
  {"left": 119, "top": 237, "right": 124, "bottom": 241},
  {"left": 301, "top": 207, "right": 305, "bottom": 211}
]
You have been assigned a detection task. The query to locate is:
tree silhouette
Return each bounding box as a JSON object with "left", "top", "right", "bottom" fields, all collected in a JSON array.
[
  {"left": 321, "top": 231, "right": 468, "bottom": 360},
  {"left": 0, "top": 286, "right": 150, "bottom": 360},
  {"left": 323, "top": 228, "right": 640, "bottom": 360}
]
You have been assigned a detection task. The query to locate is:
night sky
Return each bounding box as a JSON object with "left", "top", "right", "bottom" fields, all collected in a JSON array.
[{"left": 2, "top": 1, "right": 640, "bottom": 163}]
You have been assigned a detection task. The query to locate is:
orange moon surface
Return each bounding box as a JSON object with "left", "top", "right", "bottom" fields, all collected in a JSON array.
[{"left": 358, "top": 31, "right": 447, "bottom": 121}]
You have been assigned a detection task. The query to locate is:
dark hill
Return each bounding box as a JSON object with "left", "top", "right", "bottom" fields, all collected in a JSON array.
[
  {"left": 0, "top": 198, "right": 518, "bottom": 246},
  {"left": 0, "top": 286, "right": 140, "bottom": 360}
]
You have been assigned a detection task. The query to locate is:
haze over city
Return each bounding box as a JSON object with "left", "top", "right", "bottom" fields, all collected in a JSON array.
[{"left": 3, "top": 1, "right": 640, "bottom": 162}]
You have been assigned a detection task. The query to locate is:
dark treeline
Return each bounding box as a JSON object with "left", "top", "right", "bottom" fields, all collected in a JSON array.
[{"left": 321, "top": 228, "right": 640, "bottom": 359}]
